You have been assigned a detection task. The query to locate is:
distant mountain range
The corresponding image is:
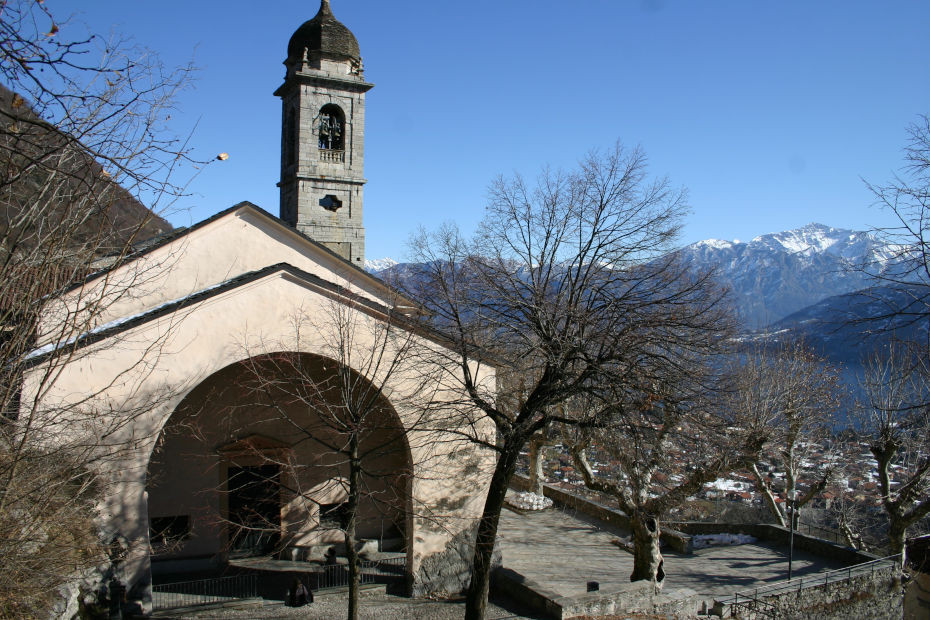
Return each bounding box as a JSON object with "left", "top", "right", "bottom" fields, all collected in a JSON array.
[
  {"left": 763, "top": 284, "right": 928, "bottom": 364},
  {"left": 366, "top": 223, "right": 927, "bottom": 369},
  {"left": 672, "top": 223, "right": 902, "bottom": 329},
  {"left": 367, "top": 223, "right": 904, "bottom": 325}
]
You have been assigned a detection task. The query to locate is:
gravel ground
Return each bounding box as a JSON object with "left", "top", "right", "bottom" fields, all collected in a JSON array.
[{"left": 155, "top": 591, "right": 544, "bottom": 619}]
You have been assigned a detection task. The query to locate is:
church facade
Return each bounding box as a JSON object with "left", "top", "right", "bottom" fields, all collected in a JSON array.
[{"left": 21, "top": 0, "right": 494, "bottom": 608}]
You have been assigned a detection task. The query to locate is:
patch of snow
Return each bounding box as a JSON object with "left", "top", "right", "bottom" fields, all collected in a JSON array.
[
  {"left": 506, "top": 490, "right": 553, "bottom": 511},
  {"left": 705, "top": 478, "right": 749, "bottom": 492},
  {"left": 693, "top": 533, "right": 757, "bottom": 549},
  {"left": 695, "top": 239, "right": 735, "bottom": 250}
]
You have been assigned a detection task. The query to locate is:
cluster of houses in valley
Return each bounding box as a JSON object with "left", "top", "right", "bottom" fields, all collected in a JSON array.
[{"left": 520, "top": 437, "right": 909, "bottom": 526}]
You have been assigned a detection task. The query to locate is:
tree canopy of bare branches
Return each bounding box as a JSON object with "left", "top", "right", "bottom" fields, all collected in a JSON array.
[
  {"left": 0, "top": 1, "right": 197, "bottom": 615},
  {"left": 406, "top": 142, "right": 735, "bottom": 619},
  {"left": 855, "top": 347, "right": 930, "bottom": 559},
  {"left": 568, "top": 346, "right": 767, "bottom": 585},
  {"left": 734, "top": 339, "right": 845, "bottom": 527},
  {"left": 864, "top": 115, "right": 930, "bottom": 343}
]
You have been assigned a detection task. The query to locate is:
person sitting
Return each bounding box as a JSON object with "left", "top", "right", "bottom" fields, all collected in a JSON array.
[{"left": 288, "top": 578, "right": 312, "bottom": 606}]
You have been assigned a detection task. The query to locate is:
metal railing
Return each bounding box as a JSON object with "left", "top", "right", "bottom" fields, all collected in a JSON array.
[
  {"left": 314, "top": 557, "right": 407, "bottom": 590},
  {"left": 153, "top": 574, "right": 257, "bottom": 611},
  {"left": 717, "top": 555, "right": 901, "bottom": 617}
]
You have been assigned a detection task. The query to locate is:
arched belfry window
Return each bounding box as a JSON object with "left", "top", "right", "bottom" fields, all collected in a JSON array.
[{"left": 318, "top": 104, "right": 345, "bottom": 151}]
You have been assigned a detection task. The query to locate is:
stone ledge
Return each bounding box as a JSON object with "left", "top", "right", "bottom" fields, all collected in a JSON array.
[
  {"left": 492, "top": 565, "right": 701, "bottom": 619},
  {"left": 511, "top": 474, "right": 693, "bottom": 554}
]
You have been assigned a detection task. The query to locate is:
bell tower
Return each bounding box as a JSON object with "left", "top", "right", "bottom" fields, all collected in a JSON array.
[{"left": 275, "top": 0, "right": 372, "bottom": 264}]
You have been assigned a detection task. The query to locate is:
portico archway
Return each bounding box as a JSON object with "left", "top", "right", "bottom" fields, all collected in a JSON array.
[{"left": 145, "top": 351, "right": 413, "bottom": 574}]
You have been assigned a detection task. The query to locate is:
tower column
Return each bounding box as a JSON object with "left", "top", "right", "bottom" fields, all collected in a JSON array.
[{"left": 275, "top": 1, "right": 372, "bottom": 265}]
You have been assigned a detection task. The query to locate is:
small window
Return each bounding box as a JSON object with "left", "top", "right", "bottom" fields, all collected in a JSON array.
[
  {"left": 319, "top": 503, "right": 350, "bottom": 530},
  {"left": 319, "top": 195, "right": 342, "bottom": 212},
  {"left": 318, "top": 104, "right": 345, "bottom": 150}
]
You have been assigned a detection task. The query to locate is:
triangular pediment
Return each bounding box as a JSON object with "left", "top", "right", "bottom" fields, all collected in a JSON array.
[{"left": 61, "top": 202, "right": 417, "bottom": 333}]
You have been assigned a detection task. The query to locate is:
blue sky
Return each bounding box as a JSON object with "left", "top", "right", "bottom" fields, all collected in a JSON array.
[{"left": 67, "top": 1, "right": 930, "bottom": 261}]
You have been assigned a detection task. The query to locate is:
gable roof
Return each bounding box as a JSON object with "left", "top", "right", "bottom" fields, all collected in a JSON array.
[
  {"left": 72, "top": 201, "right": 415, "bottom": 309},
  {"left": 25, "top": 262, "right": 448, "bottom": 369}
]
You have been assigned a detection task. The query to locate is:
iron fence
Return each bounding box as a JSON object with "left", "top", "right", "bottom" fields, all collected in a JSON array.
[
  {"left": 152, "top": 556, "right": 407, "bottom": 609},
  {"left": 717, "top": 555, "right": 901, "bottom": 617},
  {"left": 313, "top": 557, "right": 407, "bottom": 590},
  {"left": 152, "top": 573, "right": 257, "bottom": 611}
]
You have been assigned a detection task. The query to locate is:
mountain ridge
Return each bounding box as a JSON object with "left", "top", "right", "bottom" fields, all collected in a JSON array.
[{"left": 367, "top": 222, "right": 904, "bottom": 331}]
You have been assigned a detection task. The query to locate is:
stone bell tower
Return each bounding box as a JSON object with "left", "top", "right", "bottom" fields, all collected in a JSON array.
[{"left": 275, "top": 0, "right": 372, "bottom": 264}]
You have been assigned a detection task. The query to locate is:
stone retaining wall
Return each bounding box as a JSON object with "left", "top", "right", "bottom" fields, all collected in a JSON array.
[
  {"left": 411, "top": 525, "right": 501, "bottom": 597},
  {"left": 669, "top": 521, "right": 878, "bottom": 566},
  {"left": 512, "top": 475, "right": 692, "bottom": 553},
  {"left": 712, "top": 564, "right": 903, "bottom": 619},
  {"left": 491, "top": 566, "right": 701, "bottom": 620}
]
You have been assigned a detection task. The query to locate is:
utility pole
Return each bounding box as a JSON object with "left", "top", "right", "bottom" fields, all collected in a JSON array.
[{"left": 787, "top": 489, "right": 796, "bottom": 580}]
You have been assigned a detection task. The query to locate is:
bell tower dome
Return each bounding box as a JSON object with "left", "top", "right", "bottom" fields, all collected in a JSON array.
[{"left": 275, "top": 0, "right": 372, "bottom": 264}]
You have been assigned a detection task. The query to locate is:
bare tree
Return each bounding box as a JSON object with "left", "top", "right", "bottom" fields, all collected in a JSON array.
[
  {"left": 855, "top": 346, "right": 930, "bottom": 560},
  {"left": 861, "top": 115, "right": 930, "bottom": 350},
  {"left": 567, "top": 344, "right": 766, "bottom": 585},
  {"left": 846, "top": 114, "right": 930, "bottom": 563},
  {"left": 733, "top": 339, "right": 845, "bottom": 527},
  {"left": 0, "top": 1, "right": 197, "bottom": 615},
  {"left": 406, "top": 143, "right": 735, "bottom": 619}
]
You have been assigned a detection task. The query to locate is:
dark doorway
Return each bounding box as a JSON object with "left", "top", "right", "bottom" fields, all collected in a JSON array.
[{"left": 227, "top": 465, "right": 281, "bottom": 557}]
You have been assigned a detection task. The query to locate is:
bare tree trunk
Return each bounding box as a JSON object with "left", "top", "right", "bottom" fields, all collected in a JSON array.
[
  {"left": 629, "top": 512, "right": 664, "bottom": 585},
  {"left": 751, "top": 463, "right": 787, "bottom": 527},
  {"left": 345, "top": 434, "right": 361, "bottom": 620},
  {"left": 888, "top": 520, "right": 907, "bottom": 563},
  {"left": 839, "top": 517, "right": 865, "bottom": 551},
  {"left": 465, "top": 443, "right": 520, "bottom": 620},
  {"left": 527, "top": 437, "right": 545, "bottom": 495}
]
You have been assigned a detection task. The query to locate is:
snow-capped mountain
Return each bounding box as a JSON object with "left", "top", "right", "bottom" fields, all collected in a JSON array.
[
  {"left": 364, "top": 257, "right": 398, "bottom": 273},
  {"left": 366, "top": 223, "right": 907, "bottom": 332},
  {"left": 677, "top": 223, "right": 901, "bottom": 328}
]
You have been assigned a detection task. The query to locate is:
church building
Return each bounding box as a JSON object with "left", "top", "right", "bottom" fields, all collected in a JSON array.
[{"left": 21, "top": 0, "right": 494, "bottom": 608}]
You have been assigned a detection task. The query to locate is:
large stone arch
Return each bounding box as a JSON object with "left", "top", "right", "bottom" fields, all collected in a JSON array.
[{"left": 145, "top": 350, "right": 415, "bottom": 577}]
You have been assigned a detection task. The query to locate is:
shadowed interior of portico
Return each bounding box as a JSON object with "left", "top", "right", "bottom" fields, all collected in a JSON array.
[{"left": 146, "top": 352, "right": 413, "bottom": 579}]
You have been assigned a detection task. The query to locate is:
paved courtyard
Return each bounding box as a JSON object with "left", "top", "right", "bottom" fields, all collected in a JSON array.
[{"left": 497, "top": 505, "right": 849, "bottom": 602}]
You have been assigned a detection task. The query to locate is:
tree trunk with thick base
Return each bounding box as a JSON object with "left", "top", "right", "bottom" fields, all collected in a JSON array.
[
  {"left": 888, "top": 521, "right": 907, "bottom": 564},
  {"left": 464, "top": 443, "right": 521, "bottom": 620},
  {"left": 527, "top": 437, "right": 545, "bottom": 496},
  {"left": 629, "top": 512, "right": 664, "bottom": 585}
]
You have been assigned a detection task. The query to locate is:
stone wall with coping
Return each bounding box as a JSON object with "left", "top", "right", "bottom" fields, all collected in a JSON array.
[
  {"left": 511, "top": 474, "right": 693, "bottom": 554},
  {"left": 711, "top": 564, "right": 903, "bottom": 619},
  {"left": 491, "top": 566, "right": 701, "bottom": 620},
  {"left": 669, "top": 521, "right": 878, "bottom": 566}
]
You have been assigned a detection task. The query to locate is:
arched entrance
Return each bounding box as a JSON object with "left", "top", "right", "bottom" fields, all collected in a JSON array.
[{"left": 145, "top": 351, "right": 412, "bottom": 574}]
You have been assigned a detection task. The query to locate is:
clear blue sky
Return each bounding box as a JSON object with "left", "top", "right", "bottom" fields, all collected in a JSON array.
[{"left": 66, "top": 1, "right": 930, "bottom": 261}]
